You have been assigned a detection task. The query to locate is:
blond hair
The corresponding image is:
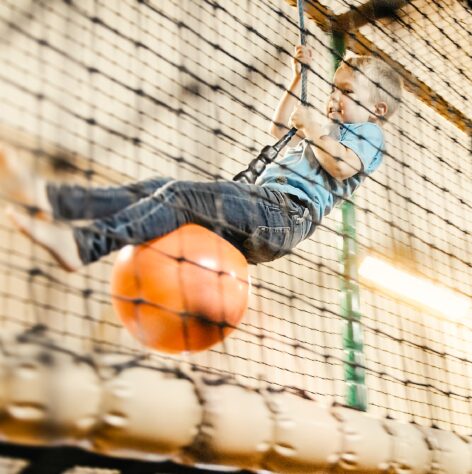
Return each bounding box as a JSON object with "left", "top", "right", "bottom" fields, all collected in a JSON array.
[{"left": 342, "top": 55, "right": 403, "bottom": 120}]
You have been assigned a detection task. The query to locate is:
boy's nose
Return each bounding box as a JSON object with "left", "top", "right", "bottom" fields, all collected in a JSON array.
[{"left": 330, "top": 89, "right": 340, "bottom": 101}]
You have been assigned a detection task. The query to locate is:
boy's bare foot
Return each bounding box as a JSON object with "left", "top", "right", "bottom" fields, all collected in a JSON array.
[
  {"left": 7, "top": 207, "right": 82, "bottom": 272},
  {"left": 0, "top": 145, "right": 51, "bottom": 214}
]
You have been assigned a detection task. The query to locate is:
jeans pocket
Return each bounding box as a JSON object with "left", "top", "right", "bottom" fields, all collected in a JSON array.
[{"left": 243, "top": 226, "right": 292, "bottom": 264}]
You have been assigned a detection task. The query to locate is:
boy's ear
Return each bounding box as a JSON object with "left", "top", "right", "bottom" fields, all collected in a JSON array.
[{"left": 374, "top": 101, "right": 388, "bottom": 118}]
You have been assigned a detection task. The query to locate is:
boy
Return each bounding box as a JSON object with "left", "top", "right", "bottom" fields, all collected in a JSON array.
[{"left": 2, "top": 46, "right": 402, "bottom": 271}]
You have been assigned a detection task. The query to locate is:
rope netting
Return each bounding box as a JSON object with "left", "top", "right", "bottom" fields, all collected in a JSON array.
[{"left": 0, "top": 0, "right": 470, "bottom": 469}]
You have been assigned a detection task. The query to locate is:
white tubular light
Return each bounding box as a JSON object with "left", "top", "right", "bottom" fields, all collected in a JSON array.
[{"left": 359, "top": 256, "right": 470, "bottom": 319}]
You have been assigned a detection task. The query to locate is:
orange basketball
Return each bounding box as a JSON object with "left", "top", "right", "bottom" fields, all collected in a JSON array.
[{"left": 110, "top": 224, "right": 250, "bottom": 353}]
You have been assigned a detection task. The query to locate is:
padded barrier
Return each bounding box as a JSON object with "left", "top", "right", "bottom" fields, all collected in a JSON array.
[{"left": 0, "top": 334, "right": 471, "bottom": 473}]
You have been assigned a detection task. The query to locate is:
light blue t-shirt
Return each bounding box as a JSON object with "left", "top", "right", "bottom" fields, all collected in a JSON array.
[{"left": 257, "top": 122, "right": 384, "bottom": 222}]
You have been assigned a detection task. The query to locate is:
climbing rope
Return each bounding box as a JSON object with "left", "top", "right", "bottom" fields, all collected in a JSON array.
[{"left": 233, "top": 0, "right": 307, "bottom": 184}]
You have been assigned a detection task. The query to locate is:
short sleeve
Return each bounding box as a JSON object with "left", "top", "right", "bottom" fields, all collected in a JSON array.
[{"left": 339, "top": 123, "right": 384, "bottom": 175}]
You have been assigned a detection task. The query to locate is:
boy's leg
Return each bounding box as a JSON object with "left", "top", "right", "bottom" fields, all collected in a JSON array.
[
  {"left": 73, "top": 180, "right": 312, "bottom": 264},
  {"left": 1, "top": 142, "right": 172, "bottom": 219},
  {"left": 47, "top": 177, "right": 173, "bottom": 220},
  {"left": 9, "top": 180, "right": 312, "bottom": 270}
]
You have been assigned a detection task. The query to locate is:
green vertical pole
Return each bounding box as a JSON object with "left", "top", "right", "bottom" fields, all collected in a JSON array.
[{"left": 331, "top": 32, "right": 367, "bottom": 411}]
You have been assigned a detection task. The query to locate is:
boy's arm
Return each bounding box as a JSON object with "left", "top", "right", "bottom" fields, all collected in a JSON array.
[
  {"left": 290, "top": 105, "right": 362, "bottom": 180},
  {"left": 270, "top": 76, "right": 304, "bottom": 144},
  {"left": 269, "top": 46, "right": 312, "bottom": 146},
  {"left": 304, "top": 124, "right": 362, "bottom": 180}
]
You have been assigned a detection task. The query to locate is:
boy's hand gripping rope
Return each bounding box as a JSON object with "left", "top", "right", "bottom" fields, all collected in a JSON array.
[{"left": 233, "top": 0, "right": 307, "bottom": 185}]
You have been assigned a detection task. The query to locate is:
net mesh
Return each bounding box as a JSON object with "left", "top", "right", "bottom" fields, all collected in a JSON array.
[{"left": 0, "top": 0, "right": 470, "bottom": 457}]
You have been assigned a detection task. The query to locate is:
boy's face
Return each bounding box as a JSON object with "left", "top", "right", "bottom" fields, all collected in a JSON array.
[{"left": 327, "top": 65, "right": 376, "bottom": 124}]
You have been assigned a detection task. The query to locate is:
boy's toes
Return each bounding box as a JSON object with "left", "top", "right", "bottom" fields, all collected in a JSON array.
[
  {"left": 6, "top": 206, "right": 32, "bottom": 234},
  {"left": 0, "top": 146, "right": 27, "bottom": 203},
  {"left": 6, "top": 206, "right": 44, "bottom": 247},
  {"left": 0, "top": 145, "right": 51, "bottom": 215},
  {"left": 0, "top": 144, "right": 17, "bottom": 178},
  {"left": 7, "top": 206, "right": 82, "bottom": 272}
]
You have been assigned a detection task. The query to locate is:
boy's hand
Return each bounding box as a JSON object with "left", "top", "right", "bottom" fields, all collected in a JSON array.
[
  {"left": 289, "top": 103, "right": 314, "bottom": 131},
  {"left": 292, "top": 45, "right": 313, "bottom": 78}
]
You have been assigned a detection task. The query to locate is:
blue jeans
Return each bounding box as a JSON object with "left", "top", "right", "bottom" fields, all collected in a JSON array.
[{"left": 47, "top": 178, "right": 315, "bottom": 265}]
